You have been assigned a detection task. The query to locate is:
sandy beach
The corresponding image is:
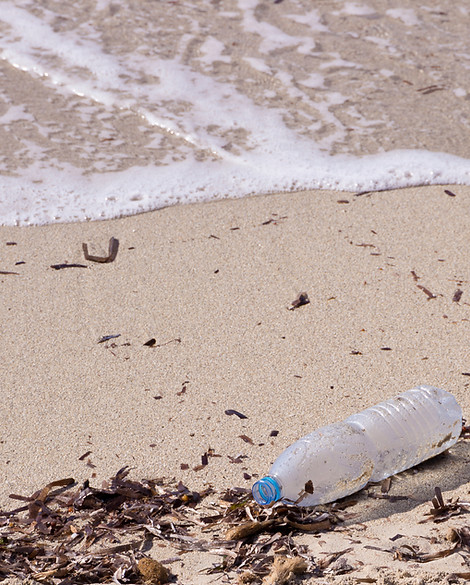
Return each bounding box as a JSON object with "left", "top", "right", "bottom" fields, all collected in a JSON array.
[
  {"left": 1, "top": 185, "right": 469, "bottom": 583},
  {"left": 2, "top": 0, "right": 470, "bottom": 582}
]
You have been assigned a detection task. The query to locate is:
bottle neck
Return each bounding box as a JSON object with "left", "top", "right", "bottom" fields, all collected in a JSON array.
[{"left": 252, "top": 476, "right": 282, "bottom": 505}]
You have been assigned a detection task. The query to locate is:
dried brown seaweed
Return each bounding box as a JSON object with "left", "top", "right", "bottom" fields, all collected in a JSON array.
[
  {"left": 225, "top": 409, "right": 248, "bottom": 419},
  {"left": 417, "top": 284, "right": 437, "bottom": 300},
  {"left": 446, "top": 526, "right": 470, "bottom": 550},
  {"left": 144, "top": 338, "right": 181, "bottom": 349},
  {"left": 393, "top": 543, "right": 456, "bottom": 563},
  {"left": 453, "top": 289, "right": 463, "bottom": 303},
  {"left": 0, "top": 467, "right": 347, "bottom": 583},
  {"left": 317, "top": 547, "right": 353, "bottom": 570},
  {"left": 260, "top": 215, "right": 287, "bottom": 226},
  {"left": 381, "top": 477, "right": 392, "bottom": 494},
  {"left": 288, "top": 292, "right": 310, "bottom": 310},
  {"left": 226, "top": 520, "right": 276, "bottom": 541},
  {"left": 420, "top": 486, "right": 470, "bottom": 523},
  {"left": 417, "top": 85, "right": 445, "bottom": 95},
  {"left": 51, "top": 263, "right": 87, "bottom": 270}
]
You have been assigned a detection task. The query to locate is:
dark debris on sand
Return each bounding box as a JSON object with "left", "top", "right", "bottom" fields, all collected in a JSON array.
[
  {"left": 1, "top": 467, "right": 470, "bottom": 584},
  {"left": 0, "top": 467, "right": 351, "bottom": 584}
]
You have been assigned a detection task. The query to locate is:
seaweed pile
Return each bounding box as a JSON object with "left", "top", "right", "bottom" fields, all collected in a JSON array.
[
  {"left": 0, "top": 467, "right": 350, "bottom": 583},
  {"left": 1, "top": 467, "right": 470, "bottom": 584}
]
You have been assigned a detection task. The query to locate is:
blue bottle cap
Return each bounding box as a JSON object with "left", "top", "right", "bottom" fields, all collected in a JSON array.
[{"left": 252, "top": 476, "right": 282, "bottom": 505}]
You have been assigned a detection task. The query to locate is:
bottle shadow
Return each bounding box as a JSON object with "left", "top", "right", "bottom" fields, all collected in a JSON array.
[{"left": 339, "top": 439, "right": 470, "bottom": 525}]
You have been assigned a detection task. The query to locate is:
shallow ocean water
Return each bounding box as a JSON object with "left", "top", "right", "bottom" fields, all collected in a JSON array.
[{"left": 0, "top": 0, "right": 469, "bottom": 225}]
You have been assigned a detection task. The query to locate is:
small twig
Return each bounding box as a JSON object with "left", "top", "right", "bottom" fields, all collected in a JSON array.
[
  {"left": 51, "top": 263, "right": 87, "bottom": 270},
  {"left": 417, "top": 284, "right": 437, "bottom": 300}
]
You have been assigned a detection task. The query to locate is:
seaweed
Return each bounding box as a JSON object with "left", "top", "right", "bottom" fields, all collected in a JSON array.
[
  {"left": 0, "top": 467, "right": 349, "bottom": 583},
  {"left": 3, "top": 472, "right": 469, "bottom": 583}
]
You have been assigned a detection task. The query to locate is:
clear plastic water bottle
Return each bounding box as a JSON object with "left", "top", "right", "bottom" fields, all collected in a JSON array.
[{"left": 252, "top": 385, "right": 462, "bottom": 506}]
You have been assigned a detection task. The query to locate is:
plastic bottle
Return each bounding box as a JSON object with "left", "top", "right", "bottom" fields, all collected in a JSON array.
[{"left": 252, "top": 385, "right": 462, "bottom": 507}]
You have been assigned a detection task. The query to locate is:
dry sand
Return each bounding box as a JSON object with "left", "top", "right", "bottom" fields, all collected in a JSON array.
[{"left": 1, "top": 185, "right": 470, "bottom": 583}]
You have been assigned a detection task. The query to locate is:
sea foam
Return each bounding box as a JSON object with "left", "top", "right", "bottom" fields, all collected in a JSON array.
[{"left": 0, "top": 0, "right": 469, "bottom": 225}]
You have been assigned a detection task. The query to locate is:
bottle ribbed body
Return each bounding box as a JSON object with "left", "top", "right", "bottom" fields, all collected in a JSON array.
[
  {"left": 346, "top": 385, "right": 462, "bottom": 481},
  {"left": 252, "top": 386, "right": 462, "bottom": 506}
]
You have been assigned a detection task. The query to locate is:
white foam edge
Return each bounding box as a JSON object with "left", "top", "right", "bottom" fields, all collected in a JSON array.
[{"left": 1, "top": 148, "right": 470, "bottom": 226}]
